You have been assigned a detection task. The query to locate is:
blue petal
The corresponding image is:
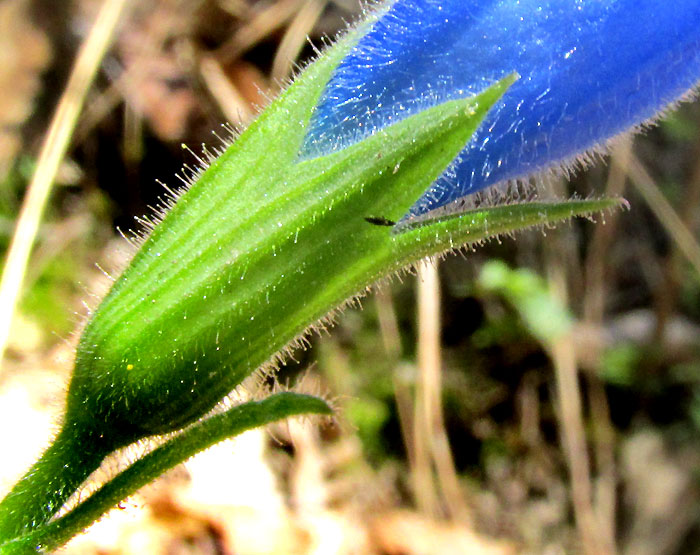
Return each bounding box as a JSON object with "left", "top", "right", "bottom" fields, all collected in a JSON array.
[{"left": 303, "top": 0, "right": 700, "bottom": 218}]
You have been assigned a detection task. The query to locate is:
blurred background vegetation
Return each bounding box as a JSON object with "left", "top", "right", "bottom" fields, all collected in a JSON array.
[{"left": 0, "top": 0, "right": 698, "bottom": 553}]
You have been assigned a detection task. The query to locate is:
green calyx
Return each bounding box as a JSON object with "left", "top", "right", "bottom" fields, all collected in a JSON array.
[{"left": 69, "top": 74, "right": 518, "bottom": 445}]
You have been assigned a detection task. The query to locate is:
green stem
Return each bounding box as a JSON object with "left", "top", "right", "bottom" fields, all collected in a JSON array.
[
  {"left": 0, "top": 392, "right": 330, "bottom": 554},
  {"left": 0, "top": 425, "right": 110, "bottom": 542}
]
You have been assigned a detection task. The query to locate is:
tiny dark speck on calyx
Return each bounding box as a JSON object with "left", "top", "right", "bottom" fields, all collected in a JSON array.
[{"left": 365, "top": 216, "right": 396, "bottom": 227}]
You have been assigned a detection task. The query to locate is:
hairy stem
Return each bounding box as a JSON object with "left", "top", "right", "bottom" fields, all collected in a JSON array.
[{"left": 0, "top": 425, "right": 110, "bottom": 541}]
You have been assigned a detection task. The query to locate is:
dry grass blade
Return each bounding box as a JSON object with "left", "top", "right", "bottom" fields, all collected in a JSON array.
[
  {"left": 375, "top": 288, "right": 416, "bottom": 470},
  {"left": 581, "top": 139, "right": 632, "bottom": 549},
  {"left": 200, "top": 55, "right": 256, "bottom": 124},
  {"left": 414, "top": 258, "right": 471, "bottom": 523},
  {"left": 270, "top": 0, "right": 328, "bottom": 86},
  {"left": 215, "top": 0, "right": 303, "bottom": 63},
  {"left": 413, "top": 259, "right": 441, "bottom": 518},
  {"left": 626, "top": 151, "right": 700, "bottom": 278},
  {"left": 546, "top": 262, "right": 616, "bottom": 555},
  {"left": 0, "top": 0, "right": 131, "bottom": 369}
]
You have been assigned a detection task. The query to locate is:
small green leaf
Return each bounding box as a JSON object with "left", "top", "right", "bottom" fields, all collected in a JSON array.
[
  {"left": 600, "top": 343, "right": 641, "bottom": 386},
  {"left": 0, "top": 392, "right": 330, "bottom": 554},
  {"left": 478, "top": 259, "right": 574, "bottom": 344}
]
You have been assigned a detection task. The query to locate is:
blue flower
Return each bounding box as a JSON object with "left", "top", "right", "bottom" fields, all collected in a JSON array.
[{"left": 303, "top": 0, "right": 700, "bottom": 219}]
